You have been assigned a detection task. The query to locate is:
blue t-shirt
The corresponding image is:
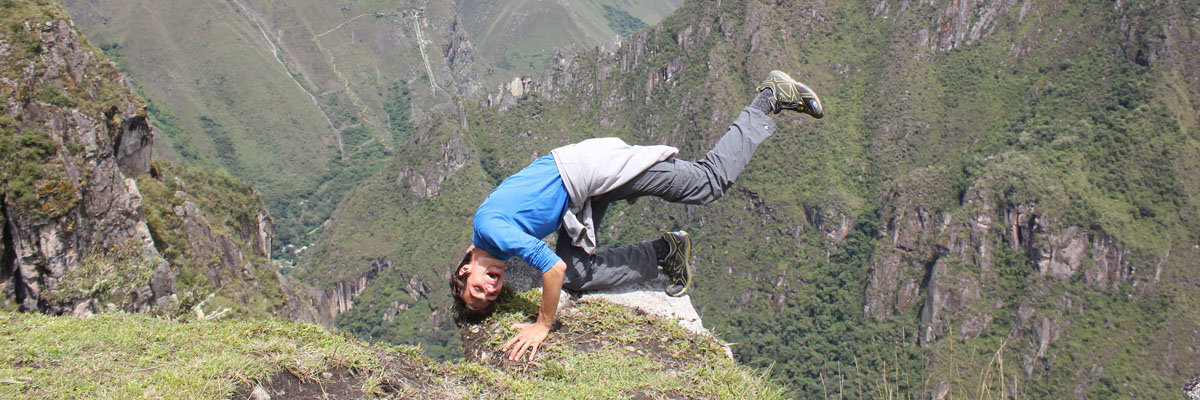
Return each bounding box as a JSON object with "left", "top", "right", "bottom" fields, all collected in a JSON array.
[{"left": 472, "top": 155, "right": 570, "bottom": 273}]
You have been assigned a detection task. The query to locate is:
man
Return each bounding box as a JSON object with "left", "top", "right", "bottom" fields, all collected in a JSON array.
[{"left": 449, "top": 70, "right": 823, "bottom": 361}]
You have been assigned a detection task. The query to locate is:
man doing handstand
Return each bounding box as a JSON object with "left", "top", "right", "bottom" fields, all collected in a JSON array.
[{"left": 449, "top": 70, "right": 824, "bottom": 362}]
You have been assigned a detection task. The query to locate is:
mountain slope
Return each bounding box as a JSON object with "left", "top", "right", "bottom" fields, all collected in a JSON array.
[
  {"left": 59, "top": 0, "right": 685, "bottom": 258},
  {"left": 455, "top": 0, "right": 683, "bottom": 80},
  {"left": 306, "top": 0, "right": 1200, "bottom": 397},
  {"left": 0, "top": 0, "right": 318, "bottom": 321}
]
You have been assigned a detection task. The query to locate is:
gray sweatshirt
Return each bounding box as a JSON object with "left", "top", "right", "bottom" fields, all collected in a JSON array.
[{"left": 551, "top": 137, "right": 677, "bottom": 254}]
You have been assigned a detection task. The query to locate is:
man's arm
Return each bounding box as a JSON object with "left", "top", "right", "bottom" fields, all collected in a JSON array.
[{"left": 502, "top": 260, "right": 566, "bottom": 361}]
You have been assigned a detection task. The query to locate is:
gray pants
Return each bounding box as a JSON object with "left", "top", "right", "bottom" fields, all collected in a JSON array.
[{"left": 559, "top": 106, "right": 777, "bottom": 291}]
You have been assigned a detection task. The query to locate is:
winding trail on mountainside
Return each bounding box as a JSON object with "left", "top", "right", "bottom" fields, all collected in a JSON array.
[
  {"left": 313, "top": 12, "right": 403, "bottom": 156},
  {"left": 226, "top": 0, "right": 338, "bottom": 147},
  {"left": 228, "top": 0, "right": 407, "bottom": 158}
]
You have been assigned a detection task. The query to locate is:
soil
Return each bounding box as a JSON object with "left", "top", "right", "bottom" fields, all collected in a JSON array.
[
  {"left": 233, "top": 349, "right": 461, "bottom": 400},
  {"left": 235, "top": 369, "right": 363, "bottom": 400}
]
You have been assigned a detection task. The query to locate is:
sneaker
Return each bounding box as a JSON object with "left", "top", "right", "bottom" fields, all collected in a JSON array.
[
  {"left": 659, "top": 230, "right": 693, "bottom": 297},
  {"left": 756, "top": 70, "right": 823, "bottom": 118}
]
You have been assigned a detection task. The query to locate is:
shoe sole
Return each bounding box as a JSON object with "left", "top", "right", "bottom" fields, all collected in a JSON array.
[
  {"left": 767, "top": 70, "right": 822, "bottom": 117},
  {"left": 668, "top": 230, "right": 693, "bottom": 297}
]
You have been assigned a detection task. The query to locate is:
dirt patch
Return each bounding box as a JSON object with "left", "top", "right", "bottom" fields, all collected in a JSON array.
[
  {"left": 236, "top": 369, "right": 363, "bottom": 400},
  {"left": 234, "top": 350, "right": 462, "bottom": 399}
]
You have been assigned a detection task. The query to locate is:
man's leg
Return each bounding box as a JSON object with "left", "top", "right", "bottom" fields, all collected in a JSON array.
[
  {"left": 557, "top": 201, "right": 661, "bottom": 292},
  {"left": 558, "top": 71, "right": 822, "bottom": 292},
  {"left": 558, "top": 107, "right": 775, "bottom": 292},
  {"left": 597, "top": 106, "right": 777, "bottom": 206}
]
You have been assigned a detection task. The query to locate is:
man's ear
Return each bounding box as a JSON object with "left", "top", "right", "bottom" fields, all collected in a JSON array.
[{"left": 457, "top": 248, "right": 474, "bottom": 278}]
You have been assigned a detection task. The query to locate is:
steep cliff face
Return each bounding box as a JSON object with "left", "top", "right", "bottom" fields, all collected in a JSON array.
[
  {"left": 0, "top": 8, "right": 167, "bottom": 314},
  {"left": 1, "top": 1, "right": 319, "bottom": 322},
  {"left": 135, "top": 161, "right": 322, "bottom": 322}
]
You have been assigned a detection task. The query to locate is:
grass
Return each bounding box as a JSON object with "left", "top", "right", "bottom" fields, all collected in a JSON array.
[
  {"left": 0, "top": 313, "right": 400, "bottom": 399},
  {"left": 459, "top": 290, "right": 788, "bottom": 399},
  {"left": 0, "top": 294, "right": 788, "bottom": 399}
]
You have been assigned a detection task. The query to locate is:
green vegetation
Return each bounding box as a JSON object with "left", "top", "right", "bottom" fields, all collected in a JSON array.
[
  {"left": 719, "top": 215, "right": 924, "bottom": 397},
  {"left": 311, "top": 0, "right": 1200, "bottom": 397},
  {"left": 602, "top": 5, "right": 647, "bottom": 36},
  {"left": 0, "top": 312, "right": 427, "bottom": 398},
  {"left": 461, "top": 289, "right": 787, "bottom": 399},
  {"left": 0, "top": 117, "right": 56, "bottom": 212},
  {"left": 0, "top": 295, "right": 784, "bottom": 399},
  {"left": 137, "top": 161, "right": 292, "bottom": 318},
  {"left": 40, "top": 240, "right": 161, "bottom": 306},
  {"left": 382, "top": 81, "right": 414, "bottom": 146},
  {"left": 34, "top": 87, "right": 75, "bottom": 108}
]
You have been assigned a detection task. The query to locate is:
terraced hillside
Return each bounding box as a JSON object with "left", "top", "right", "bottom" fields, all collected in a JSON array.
[{"left": 304, "top": 0, "right": 1200, "bottom": 398}]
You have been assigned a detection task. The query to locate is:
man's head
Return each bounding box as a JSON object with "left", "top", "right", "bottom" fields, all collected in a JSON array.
[{"left": 449, "top": 246, "right": 506, "bottom": 321}]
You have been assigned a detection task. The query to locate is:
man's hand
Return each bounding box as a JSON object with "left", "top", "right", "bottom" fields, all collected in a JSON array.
[
  {"left": 501, "top": 260, "right": 565, "bottom": 362},
  {"left": 502, "top": 322, "right": 551, "bottom": 361}
]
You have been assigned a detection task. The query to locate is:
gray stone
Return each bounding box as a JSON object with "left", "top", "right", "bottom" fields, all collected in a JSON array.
[{"left": 250, "top": 385, "right": 271, "bottom": 400}]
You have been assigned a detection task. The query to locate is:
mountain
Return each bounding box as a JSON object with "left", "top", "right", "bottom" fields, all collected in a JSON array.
[
  {"left": 59, "top": 0, "right": 684, "bottom": 261},
  {"left": 305, "top": 0, "right": 1200, "bottom": 398},
  {"left": 0, "top": 0, "right": 317, "bottom": 321},
  {"left": 0, "top": 3, "right": 783, "bottom": 398},
  {"left": 455, "top": 0, "right": 684, "bottom": 80}
]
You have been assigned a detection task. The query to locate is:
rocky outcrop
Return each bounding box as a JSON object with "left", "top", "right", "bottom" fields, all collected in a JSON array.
[
  {"left": 444, "top": 17, "right": 486, "bottom": 100},
  {"left": 0, "top": 14, "right": 170, "bottom": 314},
  {"left": 307, "top": 259, "right": 385, "bottom": 325},
  {"left": 876, "top": 0, "right": 1020, "bottom": 52},
  {"left": 136, "top": 161, "right": 321, "bottom": 322},
  {"left": 2, "top": 3, "right": 321, "bottom": 323},
  {"left": 485, "top": 76, "right": 532, "bottom": 110},
  {"left": 395, "top": 112, "right": 471, "bottom": 200}
]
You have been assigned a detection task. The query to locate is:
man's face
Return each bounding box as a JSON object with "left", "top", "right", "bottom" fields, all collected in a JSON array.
[{"left": 458, "top": 258, "right": 505, "bottom": 311}]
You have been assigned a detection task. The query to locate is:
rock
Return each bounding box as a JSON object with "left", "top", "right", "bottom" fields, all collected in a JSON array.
[
  {"left": 568, "top": 280, "right": 732, "bottom": 359},
  {"left": 933, "top": 381, "right": 951, "bottom": 400},
  {"left": 305, "top": 259, "right": 385, "bottom": 325},
  {"left": 250, "top": 385, "right": 271, "bottom": 400},
  {"left": 1184, "top": 376, "right": 1200, "bottom": 400},
  {"left": 0, "top": 13, "right": 166, "bottom": 314}
]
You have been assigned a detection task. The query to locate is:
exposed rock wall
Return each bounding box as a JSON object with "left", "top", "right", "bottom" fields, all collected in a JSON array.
[
  {"left": 1, "top": 4, "right": 320, "bottom": 322},
  {"left": 307, "top": 259, "right": 385, "bottom": 325},
  {"left": 0, "top": 16, "right": 168, "bottom": 314}
]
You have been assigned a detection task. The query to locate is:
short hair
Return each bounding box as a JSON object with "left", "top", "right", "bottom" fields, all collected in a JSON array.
[{"left": 449, "top": 250, "right": 495, "bottom": 323}]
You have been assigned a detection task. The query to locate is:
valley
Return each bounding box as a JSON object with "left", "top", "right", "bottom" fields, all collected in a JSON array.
[{"left": 6, "top": 0, "right": 1199, "bottom": 398}]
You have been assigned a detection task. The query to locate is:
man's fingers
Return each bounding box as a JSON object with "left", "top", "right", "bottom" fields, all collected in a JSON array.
[
  {"left": 503, "top": 335, "right": 519, "bottom": 352},
  {"left": 529, "top": 342, "right": 540, "bottom": 361},
  {"left": 518, "top": 341, "right": 533, "bottom": 361},
  {"left": 509, "top": 339, "right": 525, "bottom": 361}
]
